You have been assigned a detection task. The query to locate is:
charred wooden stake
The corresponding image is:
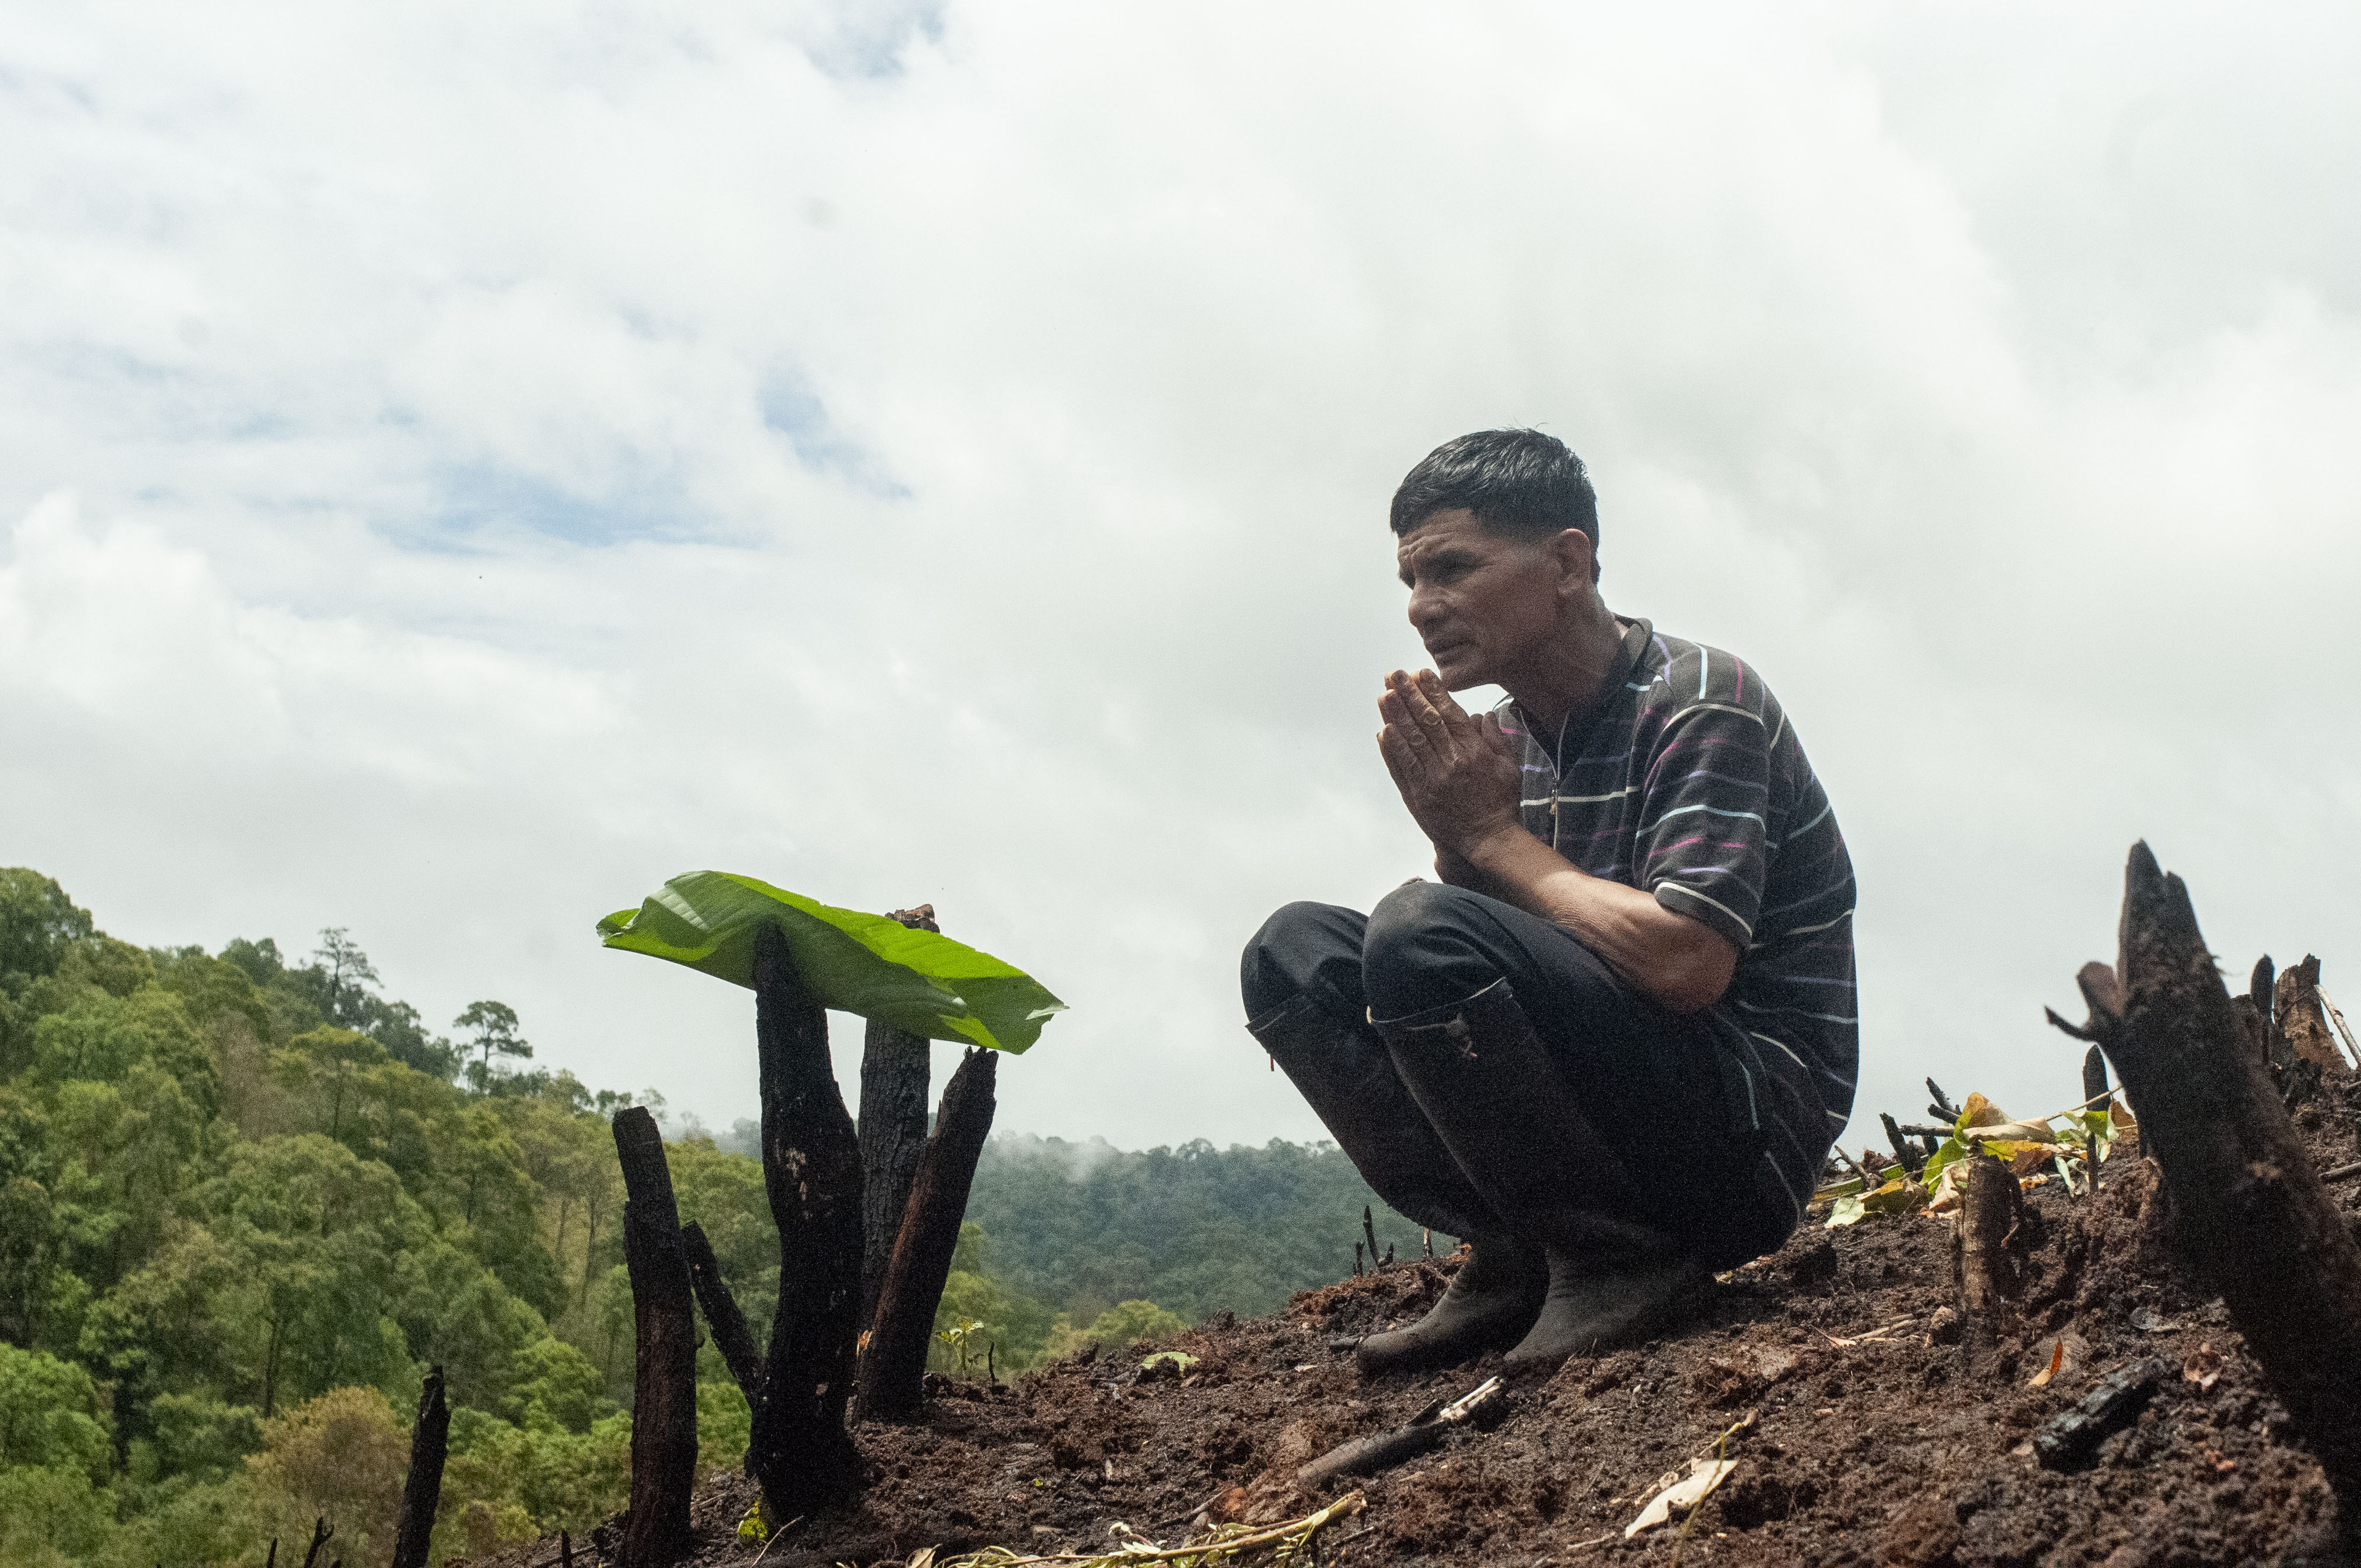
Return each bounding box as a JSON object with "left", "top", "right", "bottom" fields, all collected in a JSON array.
[
  {"left": 387, "top": 1366, "right": 449, "bottom": 1568},
  {"left": 2056, "top": 842, "right": 2361, "bottom": 1530},
  {"left": 2252, "top": 955, "right": 2277, "bottom": 1031},
  {"left": 748, "top": 922, "right": 866, "bottom": 1510},
  {"left": 2035, "top": 1356, "right": 2172, "bottom": 1469},
  {"left": 613, "top": 1107, "right": 698, "bottom": 1566},
  {"left": 1299, "top": 1376, "right": 1505, "bottom": 1489},
  {"left": 2081, "top": 1048, "right": 2108, "bottom": 1180},
  {"left": 858, "top": 1045, "right": 998, "bottom": 1420},
  {"left": 2081, "top": 1046, "right": 2109, "bottom": 1108},
  {"left": 1926, "top": 1077, "right": 1960, "bottom": 1123},
  {"left": 1879, "top": 1113, "right": 1924, "bottom": 1178},
  {"left": 1362, "top": 1207, "right": 1380, "bottom": 1271},
  {"left": 682, "top": 1220, "right": 764, "bottom": 1406},
  {"left": 859, "top": 905, "right": 940, "bottom": 1327}
]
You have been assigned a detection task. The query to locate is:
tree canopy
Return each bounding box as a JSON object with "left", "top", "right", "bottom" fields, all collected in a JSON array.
[
  {"left": 0, "top": 866, "right": 1407, "bottom": 1564},
  {"left": 0, "top": 870, "right": 658, "bottom": 1563}
]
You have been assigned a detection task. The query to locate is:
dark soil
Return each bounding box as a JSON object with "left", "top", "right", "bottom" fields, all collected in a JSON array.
[{"left": 508, "top": 1092, "right": 2361, "bottom": 1568}]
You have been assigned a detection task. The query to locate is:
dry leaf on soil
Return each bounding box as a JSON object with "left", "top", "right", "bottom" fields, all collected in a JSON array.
[{"left": 1625, "top": 1458, "right": 1739, "bottom": 1537}]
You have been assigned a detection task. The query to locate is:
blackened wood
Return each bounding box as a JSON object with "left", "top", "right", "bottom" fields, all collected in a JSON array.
[
  {"left": 858, "top": 1025, "right": 931, "bottom": 1325},
  {"left": 857, "top": 1045, "right": 998, "bottom": 1420},
  {"left": 388, "top": 1366, "right": 449, "bottom": 1568},
  {"left": 2080, "top": 1047, "right": 2108, "bottom": 1107},
  {"left": 2033, "top": 1356, "right": 2170, "bottom": 1469},
  {"left": 2079, "top": 1049, "right": 2108, "bottom": 1176},
  {"left": 1301, "top": 1420, "right": 1447, "bottom": 1488},
  {"left": 748, "top": 922, "right": 865, "bottom": 1512},
  {"left": 300, "top": 1518, "right": 333, "bottom": 1568},
  {"left": 1925, "top": 1078, "right": 1959, "bottom": 1121},
  {"left": 1879, "top": 1112, "right": 1923, "bottom": 1177},
  {"left": 2056, "top": 842, "right": 2361, "bottom": 1517},
  {"left": 2251, "top": 955, "right": 2277, "bottom": 1027},
  {"left": 682, "top": 1220, "right": 764, "bottom": 1406},
  {"left": 859, "top": 906, "right": 938, "bottom": 1328},
  {"left": 613, "top": 1107, "right": 698, "bottom": 1566}
]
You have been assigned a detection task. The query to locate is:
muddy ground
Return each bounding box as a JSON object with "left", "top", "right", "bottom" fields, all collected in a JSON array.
[{"left": 512, "top": 1085, "right": 2361, "bottom": 1568}]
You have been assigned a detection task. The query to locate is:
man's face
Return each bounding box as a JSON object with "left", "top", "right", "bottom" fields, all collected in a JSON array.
[{"left": 1395, "top": 508, "right": 1580, "bottom": 690}]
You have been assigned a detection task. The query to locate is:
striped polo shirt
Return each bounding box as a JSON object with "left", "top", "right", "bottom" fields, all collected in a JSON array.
[{"left": 1495, "top": 618, "right": 1858, "bottom": 1251}]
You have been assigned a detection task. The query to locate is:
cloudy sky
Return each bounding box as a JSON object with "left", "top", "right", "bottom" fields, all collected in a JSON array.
[{"left": 6, "top": 1, "right": 2359, "bottom": 1152}]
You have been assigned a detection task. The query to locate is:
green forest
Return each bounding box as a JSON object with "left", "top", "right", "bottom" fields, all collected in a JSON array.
[{"left": 0, "top": 868, "right": 1417, "bottom": 1567}]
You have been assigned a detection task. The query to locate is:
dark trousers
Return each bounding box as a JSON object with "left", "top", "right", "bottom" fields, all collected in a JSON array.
[{"left": 1242, "top": 880, "right": 1770, "bottom": 1259}]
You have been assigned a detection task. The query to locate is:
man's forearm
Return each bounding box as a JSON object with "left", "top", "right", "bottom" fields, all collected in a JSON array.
[
  {"left": 1451, "top": 827, "right": 1738, "bottom": 1014},
  {"left": 1433, "top": 844, "right": 1516, "bottom": 902}
]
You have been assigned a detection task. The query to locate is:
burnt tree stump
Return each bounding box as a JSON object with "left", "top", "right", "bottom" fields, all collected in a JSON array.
[
  {"left": 387, "top": 1366, "right": 449, "bottom": 1568},
  {"left": 748, "top": 922, "right": 866, "bottom": 1514},
  {"left": 613, "top": 1107, "right": 698, "bottom": 1566},
  {"left": 859, "top": 904, "right": 940, "bottom": 1328},
  {"left": 858, "top": 1045, "right": 998, "bottom": 1420},
  {"left": 2056, "top": 842, "right": 2361, "bottom": 1530},
  {"left": 682, "top": 1220, "right": 765, "bottom": 1407}
]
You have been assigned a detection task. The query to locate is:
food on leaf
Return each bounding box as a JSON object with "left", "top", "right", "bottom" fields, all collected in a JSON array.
[{"left": 597, "top": 870, "right": 1065, "bottom": 1052}]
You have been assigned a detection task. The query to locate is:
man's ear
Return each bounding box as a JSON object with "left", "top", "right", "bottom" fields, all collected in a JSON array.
[{"left": 1551, "top": 528, "right": 1598, "bottom": 598}]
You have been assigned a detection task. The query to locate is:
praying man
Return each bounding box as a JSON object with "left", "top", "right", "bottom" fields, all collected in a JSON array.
[{"left": 1241, "top": 428, "right": 1857, "bottom": 1376}]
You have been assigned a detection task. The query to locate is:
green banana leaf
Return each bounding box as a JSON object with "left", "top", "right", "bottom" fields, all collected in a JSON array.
[{"left": 596, "top": 871, "right": 1064, "bottom": 1053}]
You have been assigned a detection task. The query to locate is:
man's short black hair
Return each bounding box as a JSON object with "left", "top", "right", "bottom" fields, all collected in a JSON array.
[{"left": 1388, "top": 428, "right": 1598, "bottom": 549}]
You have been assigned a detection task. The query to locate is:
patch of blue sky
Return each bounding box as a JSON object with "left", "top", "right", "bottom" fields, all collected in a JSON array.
[
  {"left": 800, "top": 0, "right": 946, "bottom": 80},
  {"left": 417, "top": 461, "right": 710, "bottom": 549},
  {"left": 758, "top": 368, "right": 908, "bottom": 499}
]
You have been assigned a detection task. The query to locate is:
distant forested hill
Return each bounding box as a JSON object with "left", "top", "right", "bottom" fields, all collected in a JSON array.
[
  {"left": 0, "top": 868, "right": 741, "bottom": 1564},
  {"left": 964, "top": 1134, "right": 1432, "bottom": 1324},
  {"left": 0, "top": 866, "right": 1423, "bottom": 1564}
]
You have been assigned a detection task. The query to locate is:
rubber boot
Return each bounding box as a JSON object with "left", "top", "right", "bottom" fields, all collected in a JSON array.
[
  {"left": 1377, "top": 978, "right": 1705, "bottom": 1374},
  {"left": 1501, "top": 1242, "right": 1705, "bottom": 1372},
  {"left": 1352, "top": 1236, "right": 1546, "bottom": 1375},
  {"left": 1247, "top": 994, "right": 1545, "bottom": 1373}
]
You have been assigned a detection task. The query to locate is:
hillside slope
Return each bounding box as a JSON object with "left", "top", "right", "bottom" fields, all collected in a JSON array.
[{"left": 513, "top": 1102, "right": 2357, "bottom": 1567}]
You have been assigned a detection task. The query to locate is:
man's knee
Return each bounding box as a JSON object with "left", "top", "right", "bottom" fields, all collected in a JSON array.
[
  {"left": 1241, "top": 900, "right": 1361, "bottom": 1022},
  {"left": 1362, "top": 880, "right": 1498, "bottom": 1020}
]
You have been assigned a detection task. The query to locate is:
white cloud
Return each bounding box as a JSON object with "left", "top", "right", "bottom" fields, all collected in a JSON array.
[{"left": 4, "top": 0, "right": 2358, "bottom": 1152}]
